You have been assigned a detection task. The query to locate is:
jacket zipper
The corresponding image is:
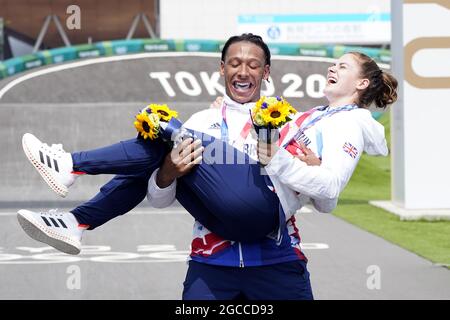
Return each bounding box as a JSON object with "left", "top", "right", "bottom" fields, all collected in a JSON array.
[{"left": 238, "top": 242, "right": 244, "bottom": 268}]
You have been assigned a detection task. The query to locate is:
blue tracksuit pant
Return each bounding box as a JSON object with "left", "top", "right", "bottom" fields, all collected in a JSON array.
[
  {"left": 70, "top": 133, "right": 280, "bottom": 241},
  {"left": 183, "top": 260, "right": 314, "bottom": 300}
]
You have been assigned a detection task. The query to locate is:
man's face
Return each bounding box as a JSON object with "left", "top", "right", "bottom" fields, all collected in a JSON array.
[{"left": 220, "top": 42, "right": 270, "bottom": 104}]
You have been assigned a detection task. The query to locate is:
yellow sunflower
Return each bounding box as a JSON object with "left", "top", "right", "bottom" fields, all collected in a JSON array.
[
  {"left": 149, "top": 104, "right": 178, "bottom": 122},
  {"left": 264, "top": 96, "right": 281, "bottom": 107},
  {"left": 287, "top": 102, "right": 298, "bottom": 115},
  {"left": 134, "top": 110, "right": 160, "bottom": 140},
  {"left": 253, "top": 112, "right": 265, "bottom": 126},
  {"left": 260, "top": 102, "right": 291, "bottom": 127},
  {"left": 252, "top": 96, "right": 295, "bottom": 127}
]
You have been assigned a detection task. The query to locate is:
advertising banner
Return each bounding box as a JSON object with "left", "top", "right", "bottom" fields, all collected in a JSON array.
[{"left": 238, "top": 13, "right": 391, "bottom": 44}]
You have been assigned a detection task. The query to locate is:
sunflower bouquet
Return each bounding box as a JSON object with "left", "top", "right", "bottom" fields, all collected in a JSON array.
[
  {"left": 251, "top": 96, "right": 297, "bottom": 143},
  {"left": 134, "top": 104, "right": 179, "bottom": 140}
]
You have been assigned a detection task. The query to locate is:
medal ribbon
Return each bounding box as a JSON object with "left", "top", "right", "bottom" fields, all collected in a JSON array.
[{"left": 221, "top": 102, "right": 253, "bottom": 148}]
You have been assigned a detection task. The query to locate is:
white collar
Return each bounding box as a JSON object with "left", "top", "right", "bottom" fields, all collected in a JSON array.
[{"left": 223, "top": 94, "right": 256, "bottom": 114}]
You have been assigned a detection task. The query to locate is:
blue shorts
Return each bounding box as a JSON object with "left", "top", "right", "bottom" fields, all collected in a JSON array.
[{"left": 182, "top": 260, "right": 314, "bottom": 300}]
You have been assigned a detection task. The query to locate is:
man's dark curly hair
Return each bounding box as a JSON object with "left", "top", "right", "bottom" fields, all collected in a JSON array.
[{"left": 221, "top": 33, "right": 271, "bottom": 66}]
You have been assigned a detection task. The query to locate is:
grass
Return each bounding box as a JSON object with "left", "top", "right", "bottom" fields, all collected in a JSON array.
[{"left": 332, "top": 112, "right": 450, "bottom": 267}]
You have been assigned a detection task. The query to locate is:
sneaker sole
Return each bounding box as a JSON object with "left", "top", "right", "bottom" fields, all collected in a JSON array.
[
  {"left": 22, "top": 135, "right": 68, "bottom": 198},
  {"left": 17, "top": 210, "right": 80, "bottom": 255}
]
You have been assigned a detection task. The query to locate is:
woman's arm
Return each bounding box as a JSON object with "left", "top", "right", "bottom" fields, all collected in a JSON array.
[
  {"left": 310, "top": 197, "right": 338, "bottom": 213},
  {"left": 292, "top": 144, "right": 338, "bottom": 213},
  {"left": 264, "top": 120, "right": 364, "bottom": 200}
]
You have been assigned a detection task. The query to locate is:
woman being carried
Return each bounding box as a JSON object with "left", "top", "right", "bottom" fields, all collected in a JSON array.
[{"left": 17, "top": 51, "right": 397, "bottom": 256}]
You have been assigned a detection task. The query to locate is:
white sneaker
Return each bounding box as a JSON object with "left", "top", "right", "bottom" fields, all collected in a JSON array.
[
  {"left": 22, "top": 133, "right": 77, "bottom": 197},
  {"left": 17, "top": 209, "right": 85, "bottom": 255}
]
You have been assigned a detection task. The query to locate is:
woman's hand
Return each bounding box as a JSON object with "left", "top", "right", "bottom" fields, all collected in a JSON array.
[
  {"left": 257, "top": 141, "right": 279, "bottom": 166},
  {"left": 210, "top": 96, "right": 224, "bottom": 108},
  {"left": 295, "top": 142, "right": 321, "bottom": 166}
]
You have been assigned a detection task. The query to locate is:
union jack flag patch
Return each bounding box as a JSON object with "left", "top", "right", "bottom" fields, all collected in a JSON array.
[{"left": 343, "top": 142, "right": 358, "bottom": 159}]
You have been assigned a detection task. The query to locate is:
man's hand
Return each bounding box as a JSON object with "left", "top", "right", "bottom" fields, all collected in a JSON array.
[
  {"left": 156, "top": 138, "right": 204, "bottom": 188},
  {"left": 257, "top": 141, "right": 279, "bottom": 166},
  {"left": 295, "top": 142, "right": 321, "bottom": 166}
]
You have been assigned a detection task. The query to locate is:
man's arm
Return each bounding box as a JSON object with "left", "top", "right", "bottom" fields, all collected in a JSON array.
[
  {"left": 147, "top": 135, "right": 204, "bottom": 208},
  {"left": 147, "top": 168, "right": 178, "bottom": 208}
]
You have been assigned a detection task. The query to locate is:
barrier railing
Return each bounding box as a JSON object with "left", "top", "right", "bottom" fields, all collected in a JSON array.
[{"left": 0, "top": 39, "right": 390, "bottom": 80}]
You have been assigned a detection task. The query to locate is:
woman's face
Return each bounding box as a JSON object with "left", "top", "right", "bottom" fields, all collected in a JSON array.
[{"left": 323, "top": 53, "right": 368, "bottom": 104}]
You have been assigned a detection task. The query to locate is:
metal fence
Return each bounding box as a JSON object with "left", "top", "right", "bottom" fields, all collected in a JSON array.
[{"left": 0, "top": 38, "right": 391, "bottom": 80}]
